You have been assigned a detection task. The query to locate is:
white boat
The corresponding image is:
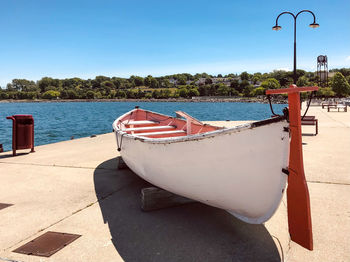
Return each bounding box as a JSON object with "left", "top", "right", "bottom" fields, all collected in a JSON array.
[{"left": 113, "top": 107, "right": 289, "bottom": 224}]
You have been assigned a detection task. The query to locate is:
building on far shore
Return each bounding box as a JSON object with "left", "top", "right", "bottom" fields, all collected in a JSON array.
[
  {"left": 195, "top": 77, "right": 237, "bottom": 86},
  {"left": 168, "top": 76, "right": 260, "bottom": 87}
]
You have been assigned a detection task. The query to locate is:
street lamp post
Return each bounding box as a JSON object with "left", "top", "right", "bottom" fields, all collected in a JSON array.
[{"left": 272, "top": 10, "right": 319, "bottom": 85}]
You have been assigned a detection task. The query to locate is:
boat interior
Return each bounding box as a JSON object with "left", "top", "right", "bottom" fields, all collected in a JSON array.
[{"left": 117, "top": 108, "right": 222, "bottom": 138}]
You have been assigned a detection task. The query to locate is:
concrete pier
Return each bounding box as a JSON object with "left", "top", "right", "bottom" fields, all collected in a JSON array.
[{"left": 0, "top": 104, "right": 349, "bottom": 261}]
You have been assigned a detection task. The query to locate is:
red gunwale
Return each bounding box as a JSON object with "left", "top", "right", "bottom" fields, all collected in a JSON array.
[{"left": 117, "top": 109, "right": 221, "bottom": 138}]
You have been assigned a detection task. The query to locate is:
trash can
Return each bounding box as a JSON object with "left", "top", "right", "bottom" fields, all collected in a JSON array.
[{"left": 6, "top": 115, "right": 35, "bottom": 156}]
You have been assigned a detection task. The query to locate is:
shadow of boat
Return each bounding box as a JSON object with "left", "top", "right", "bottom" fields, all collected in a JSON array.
[{"left": 94, "top": 158, "right": 281, "bottom": 262}]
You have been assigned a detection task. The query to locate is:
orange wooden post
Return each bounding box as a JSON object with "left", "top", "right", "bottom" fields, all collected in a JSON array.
[{"left": 266, "top": 85, "right": 318, "bottom": 250}]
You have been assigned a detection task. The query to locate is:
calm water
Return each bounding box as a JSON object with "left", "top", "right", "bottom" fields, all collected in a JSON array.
[{"left": 0, "top": 101, "right": 287, "bottom": 152}]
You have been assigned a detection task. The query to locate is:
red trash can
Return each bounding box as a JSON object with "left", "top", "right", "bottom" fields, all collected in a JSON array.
[{"left": 6, "top": 115, "right": 35, "bottom": 156}]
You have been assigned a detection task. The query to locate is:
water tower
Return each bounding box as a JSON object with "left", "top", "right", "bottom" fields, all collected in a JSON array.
[{"left": 317, "top": 55, "right": 328, "bottom": 87}]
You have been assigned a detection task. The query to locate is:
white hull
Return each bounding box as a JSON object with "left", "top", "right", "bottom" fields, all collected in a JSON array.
[{"left": 113, "top": 110, "right": 289, "bottom": 224}]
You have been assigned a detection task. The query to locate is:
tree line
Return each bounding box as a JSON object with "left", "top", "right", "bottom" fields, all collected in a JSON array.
[{"left": 0, "top": 68, "right": 349, "bottom": 100}]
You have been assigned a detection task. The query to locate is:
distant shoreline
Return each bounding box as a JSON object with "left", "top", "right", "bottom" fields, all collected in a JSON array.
[{"left": 0, "top": 97, "right": 287, "bottom": 104}]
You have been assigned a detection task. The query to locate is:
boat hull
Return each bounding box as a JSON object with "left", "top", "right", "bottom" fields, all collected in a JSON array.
[{"left": 114, "top": 115, "right": 289, "bottom": 224}]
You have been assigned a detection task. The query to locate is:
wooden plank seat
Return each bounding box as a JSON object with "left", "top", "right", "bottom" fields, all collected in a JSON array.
[
  {"left": 328, "top": 104, "right": 347, "bottom": 112},
  {"left": 301, "top": 116, "right": 318, "bottom": 135},
  {"left": 134, "top": 130, "right": 186, "bottom": 137},
  {"left": 123, "top": 120, "right": 158, "bottom": 126},
  {"left": 302, "top": 116, "right": 315, "bottom": 121},
  {"left": 122, "top": 125, "right": 176, "bottom": 132},
  {"left": 322, "top": 103, "right": 337, "bottom": 109}
]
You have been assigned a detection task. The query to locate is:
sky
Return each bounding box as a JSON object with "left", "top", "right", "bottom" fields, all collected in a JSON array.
[{"left": 0, "top": 0, "right": 349, "bottom": 87}]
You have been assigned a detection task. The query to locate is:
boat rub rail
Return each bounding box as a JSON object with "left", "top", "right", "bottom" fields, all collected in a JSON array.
[{"left": 115, "top": 109, "right": 288, "bottom": 144}]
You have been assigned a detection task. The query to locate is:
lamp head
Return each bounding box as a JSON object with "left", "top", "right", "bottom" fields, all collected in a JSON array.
[
  {"left": 309, "top": 23, "right": 319, "bottom": 28},
  {"left": 272, "top": 25, "right": 282, "bottom": 31}
]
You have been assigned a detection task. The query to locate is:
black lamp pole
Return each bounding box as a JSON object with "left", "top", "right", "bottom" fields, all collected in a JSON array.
[{"left": 272, "top": 10, "right": 319, "bottom": 85}]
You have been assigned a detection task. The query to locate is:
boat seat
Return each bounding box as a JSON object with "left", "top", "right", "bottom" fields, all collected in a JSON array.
[
  {"left": 122, "top": 125, "right": 176, "bottom": 132},
  {"left": 123, "top": 120, "right": 158, "bottom": 125},
  {"left": 135, "top": 130, "right": 186, "bottom": 137}
]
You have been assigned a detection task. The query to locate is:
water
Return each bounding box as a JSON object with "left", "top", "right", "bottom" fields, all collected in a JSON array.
[{"left": 0, "top": 101, "right": 287, "bottom": 152}]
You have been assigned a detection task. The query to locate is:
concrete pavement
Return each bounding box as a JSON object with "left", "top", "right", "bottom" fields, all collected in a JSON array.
[{"left": 0, "top": 104, "right": 349, "bottom": 261}]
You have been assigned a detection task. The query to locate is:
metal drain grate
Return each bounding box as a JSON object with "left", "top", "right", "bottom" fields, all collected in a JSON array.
[
  {"left": 13, "top": 231, "right": 81, "bottom": 257},
  {"left": 0, "top": 203, "right": 13, "bottom": 210}
]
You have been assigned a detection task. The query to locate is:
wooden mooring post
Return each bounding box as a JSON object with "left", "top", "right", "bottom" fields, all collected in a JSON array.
[{"left": 116, "top": 157, "right": 196, "bottom": 211}]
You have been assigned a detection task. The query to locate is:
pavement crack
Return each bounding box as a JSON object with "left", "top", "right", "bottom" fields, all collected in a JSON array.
[
  {"left": 0, "top": 161, "right": 116, "bottom": 171},
  {"left": 307, "top": 180, "right": 350, "bottom": 186},
  {"left": 0, "top": 258, "right": 23, "bottom": 262},
  {"left": 284, "top": 236, "right": 292, "bottom": 262},
  {"left": 3, "top": 181, "right": 132, "bottom": 252},
  {"left": 318, "top": 110, "right": 349, "bottom": 127}
]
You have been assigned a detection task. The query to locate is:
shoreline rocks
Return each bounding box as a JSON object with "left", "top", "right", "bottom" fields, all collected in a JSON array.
[{"left": 0, "top": 97, "right": 288, "bottom": 104}]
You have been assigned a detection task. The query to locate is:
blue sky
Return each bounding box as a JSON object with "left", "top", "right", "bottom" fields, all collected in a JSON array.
[{"left": 0, "top": 0, "right": 349, "bottom": 87}]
